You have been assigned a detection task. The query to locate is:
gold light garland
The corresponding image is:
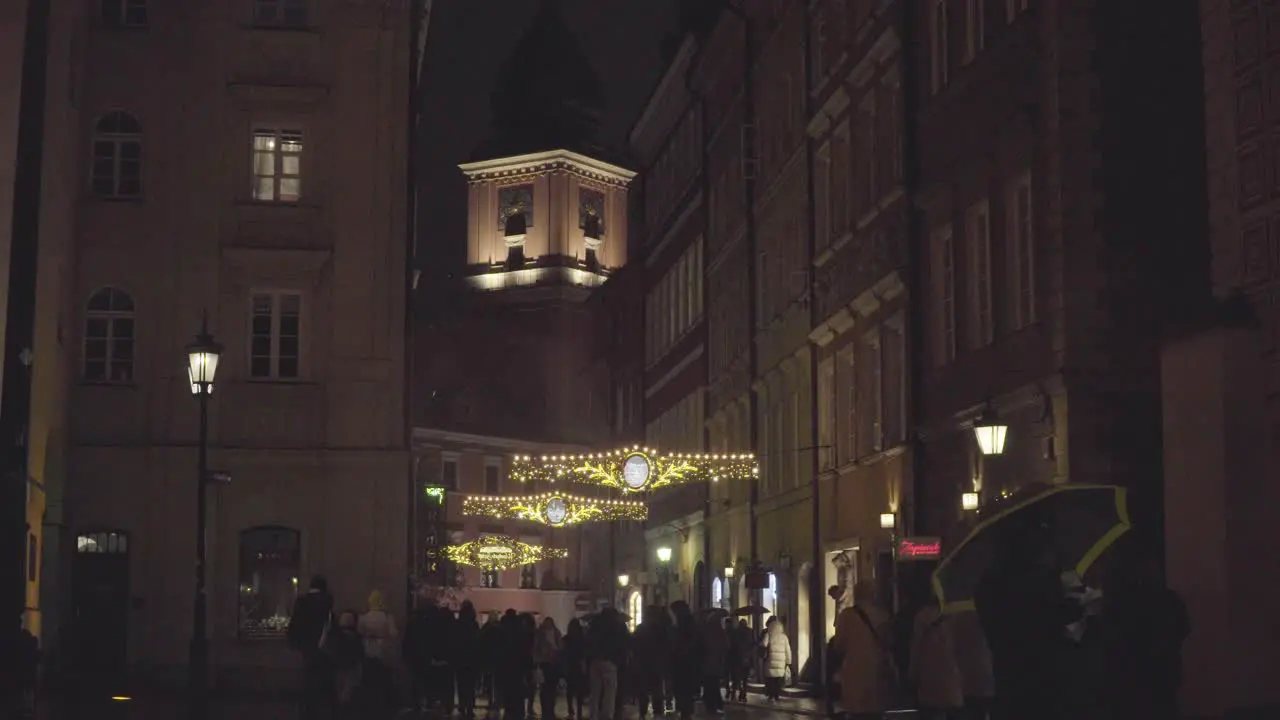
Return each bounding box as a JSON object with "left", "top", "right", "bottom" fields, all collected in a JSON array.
[
  {"left": 462, "top": 492, "right": 648, "bottom": 526},
  {"left": 509, "top": 446, "right": 758, "bottom": 493},
  {"left": 443, "top": 534, "right": 569, "bottom": 571}
]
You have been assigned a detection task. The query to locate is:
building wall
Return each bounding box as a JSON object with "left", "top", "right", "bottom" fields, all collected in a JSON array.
[{"left": 64, "top": 3, "right": 412, "bottom": 679}]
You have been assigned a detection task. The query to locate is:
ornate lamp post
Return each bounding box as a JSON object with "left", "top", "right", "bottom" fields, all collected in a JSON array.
[{"left": 186, "top": 315, "right": 221, "bottom": 720}]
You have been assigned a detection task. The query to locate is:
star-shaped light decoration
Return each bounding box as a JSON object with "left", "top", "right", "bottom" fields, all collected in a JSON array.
[
  {"left": 461, "top": 492, "right": 648, "bottom": 527},
  {"left": 509, "top": 446, "right": 758, "bottom": 494},
  {"left": 443, "top": 534, "right": 568, "bottom": 571}
]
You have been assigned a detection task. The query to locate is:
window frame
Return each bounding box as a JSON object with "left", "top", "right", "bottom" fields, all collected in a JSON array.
[
  {"left": 248, "top": 290, "right": 304, "bottom": 381},
  {"left": 441, "top": 454, "right": 459, "bottom": 489},
  {"left": 930, "top": 0, "right": 950, "bottom": 94},
  {"left": 82, "top": 287, "right": 136, "bottom": 384},
  {"left": 483, "top": 457, "right": 502, "bottom": 495},
  {"left": 100, "top": 0, "right": 148, "bottom": 28},
  {"left": 236, "top": 525, "right": 301, "bottom": 641},
  {"left": 251, "top": 0, "right": 309, "bottom": 29},
  {"left": 1009, "top": 173, "right": 1036, "bottom": 328},
  {"left": 931, "top": 225, "right": 957, "bottom": 366},
  {"left": 967, "top": 200, "right": 994, "bottom": 347},
  {"left": 250, "top": 127, "right": 305, "bottom": 204},
  {"left": 91, "top": 111, "right": 144, "bottom": 200}
]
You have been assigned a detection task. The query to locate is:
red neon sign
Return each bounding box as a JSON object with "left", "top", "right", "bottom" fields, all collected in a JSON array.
[{"left": 897, "top": 537, "right": 942, "bottom": 560}]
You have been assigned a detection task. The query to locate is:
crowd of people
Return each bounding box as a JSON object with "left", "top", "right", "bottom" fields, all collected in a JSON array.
[
  {"left": 286, "top": 540, "right": 1191, "bottom": 720},
  {"left": 285, "top": 579, "right": 801, "bottom": 720}
]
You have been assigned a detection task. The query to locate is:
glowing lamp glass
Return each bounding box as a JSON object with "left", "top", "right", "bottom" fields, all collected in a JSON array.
[
  {"left": 617, "top": 574, "right": 629, "bottom": 587},
  {"left": 961, "top": 491, "right": 980, "bottom": 511},
  {"left": 879, "top": 512, "right": 896, "bottom": 530},
  {"left": 656, "top": 546, "right": 672, "bottom": 564},
  {"left": 723, "top": 566, "right": 735, "bottom": 579},
  {"left": 973, "top": 423, "right": 1009, "bottom": 456},
  {"left": 186, "top": 329, "right": 222, "bottom": 396}
]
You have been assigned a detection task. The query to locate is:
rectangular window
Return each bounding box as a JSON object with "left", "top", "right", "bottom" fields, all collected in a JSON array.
[
  {"left": 484, "top": 462, "right": 501, "bottom": 495},
  {"left": 481, "top": 569, "right": 499, "bottom": 588},
  {"left": 930, "top": 0, "right": 949, "bottom": 93},
  {"left": 251, "top": 128, "right": 303, "bottom": 202},
  {"left": 832, "top": 121, "right": 851, "bottom": 237},
  {"left": 441, "top": 457, "right": 459, "bottom": 489},
  {"left": 932, "top": 226, "right": 956, "bottom": 366},
  {"left": 818, "top": 358, "right": 835, "bottom": 470},
  {"left": 814, "top": 144, "right": 832, "bottom": 254},
  {"left": 520, "top": 564, "right": 537, "bottom": 589},
  {"left": 967, "top": 201, "right": 994, "bottom": 347},
  {"left": 253, "top": 0, "right": 308, "bottom": 27},
  {"left": 1009, "top": 174, "right": 1036, "bottom": 328},
  {"left": 249, "top": 291, "right": 302, "bottom": 379},
  {"left": 882, "top": 316, "right": 906, "bottom": 446},
  {"left": 965, "top": 0, "right": 985, "bottom": 61},
  {"left": 857, "top": 331, "right": 883, "bottom": 455},
  {"left": 838, "top": 346, "right": 856, "bottom": 464}
]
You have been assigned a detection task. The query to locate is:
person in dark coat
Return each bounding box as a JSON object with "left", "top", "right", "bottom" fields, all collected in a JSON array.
[
  {"left": 1102, "top": 556, "right": 1191, "bottom": 719},
  {"left": 498, "top": 610, "right": 533, "bottom": 720},
  {"left": 454, "top": 601, "right": 482, "bottom": 720},
  {"left": 974, "top": 513, "right": 1078, "bottom": 720},
  {"left": 701, "top": 615, "right": 729, "bottom": 713},
  {"left": 402, "top": 600, "right": 434, "bottom": 715},
  {"left": 562, "top": 618, "right": 589, "bottom": 719},
  {"left": 585, "top": 607, "right": 629, "bottom": 720},
  {"left": 479, "top": 611, "right": 503, "bottom": 715},
  {"left": 668, "top": 601, "right": 702, "bottom": 720},
  {"left": 632, "top": 606, "right": 671, "bottom": 718},
  {"left": 728, "top": 619, "right": 754, "bottom": 702},
  {"left": 287, "top": 575, "right": 336, "bottom": 720}
]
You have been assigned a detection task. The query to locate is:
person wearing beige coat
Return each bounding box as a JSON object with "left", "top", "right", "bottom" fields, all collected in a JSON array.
[
  {"left": 909, "top": 603, "right": 964, "bottom": 719},
  {"left": 834, "top": 580, "right": 897, "bottom": 718}
]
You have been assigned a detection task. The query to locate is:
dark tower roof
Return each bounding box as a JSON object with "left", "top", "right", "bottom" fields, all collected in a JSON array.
[{"left": 473, "top": 0, "right": 609, "bottom": 161}]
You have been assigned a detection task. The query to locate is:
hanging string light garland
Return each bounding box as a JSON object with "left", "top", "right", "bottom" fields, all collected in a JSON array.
[
  {"left": 462, "top": 491, "right": 648, "bottom": 526},
  {"left": 443, "top": 534, "right": 569, "bottom": 571},
  {"left": 509, "top": 446, "right": 758, "bottom": 493}
]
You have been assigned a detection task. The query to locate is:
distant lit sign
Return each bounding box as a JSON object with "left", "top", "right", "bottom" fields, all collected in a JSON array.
[{"left": 897, "top": 536, "right": 942, "bottom": 561}]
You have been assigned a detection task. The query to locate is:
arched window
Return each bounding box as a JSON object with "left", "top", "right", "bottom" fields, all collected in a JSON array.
[
  {"left": 762, "top": 572, "right": 778, "bottom": 614},
  {"left": 83, "top": 287, "right": 135, "bottom": 383},
  {"left": 76, "top": 530, "right": 128, "bottom": 554},
  {"left": 627, "top": 590, "right": 643, "bottom": 633},
  {"left": 238, "top": 526, "right": 300, "bottom": 640},
  {"left": 712, "top": 577, "right": 723, "bottom": 609},
  {"left": 92, "top": 111, "right": 143, "bottom": 199},
  {"left": 100, "top": 0, "right": 148, "bottom": 28}
]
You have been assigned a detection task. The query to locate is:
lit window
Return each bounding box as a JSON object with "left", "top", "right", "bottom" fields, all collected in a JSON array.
[
  {"left": 249, "top": 291, "right": 302, "bottom": 380},
  {"left": 83, "top": 287, "right": 135, "bottom": 383},
  {"left": 253, "top": 0, "right": 308, "bottom": 28},
  {"left": 237, "top": 527, "right": 300, "bottom": 640},
  {"left": 91, "top": 111, "right": 143, "bottom": 199},
  {"left": 481, "top": 569, "right": 499, "bottom": 588},
  {"left": 251, "top": 129, "right": 303, "bottom": 202},
  {"left": 712, "top": 577, "right": 723, "bottom": 608},
  {"left": 101, "top": 0, "right": 147, "bottom": 28},
  {"left": 628, "top": 590, "right": 644, "bottom": 632},
  {"left": 76, "top": 530, "right": 128, "bottom": 554}
]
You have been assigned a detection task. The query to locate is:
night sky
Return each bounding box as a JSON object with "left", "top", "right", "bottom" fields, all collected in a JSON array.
[{"left": 417, "top": 0, "right": 680, "bottom": 266}]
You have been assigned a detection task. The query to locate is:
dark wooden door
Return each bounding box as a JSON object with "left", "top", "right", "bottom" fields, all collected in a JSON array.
[{"left": 72, "top": 531, "right": 130, "bottom": 692}]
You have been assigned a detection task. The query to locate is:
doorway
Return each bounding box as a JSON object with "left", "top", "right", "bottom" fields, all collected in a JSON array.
[
  {"left": 72, "top": 530, "right": 130, "bottom": 691},
  {"left": 824, "top": 546, "right": 857, "bottom": 641}
]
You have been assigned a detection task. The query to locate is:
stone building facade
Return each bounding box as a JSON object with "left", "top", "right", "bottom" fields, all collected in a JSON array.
[{"left": 33, "top": 0, "right": 429, "bottom": 686}]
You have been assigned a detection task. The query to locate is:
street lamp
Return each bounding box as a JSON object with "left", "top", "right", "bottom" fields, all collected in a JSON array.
[
  {"left": 617, "top": 574, "right": 629, "bottom": 588},
  {"left": 186, "top": 314, "right": 221, "bottom": 720},
  {"left": 961, "top": 491, "right": 980, "bottom": 511},
  {"left": 972, "top": 409, "right": 1009, "bottom": 456},
  {"left": 655, "top": 546, "right": 672, "bottom": 606},
  {"left": 878, "top": 512, "right": 896, "bottom": 530}
]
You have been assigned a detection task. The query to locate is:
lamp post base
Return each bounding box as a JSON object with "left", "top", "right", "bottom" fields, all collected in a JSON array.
[{"left": 188, "top": 636, "right": 209, "bottom": 720}]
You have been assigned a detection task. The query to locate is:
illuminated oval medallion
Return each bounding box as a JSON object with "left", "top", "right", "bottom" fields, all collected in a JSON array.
[
  {"left": 544, "top": 497, "right": 568, "bottom": 526},
  {"left": 622, "top": 453, "right": 652, "bottom": 490}
]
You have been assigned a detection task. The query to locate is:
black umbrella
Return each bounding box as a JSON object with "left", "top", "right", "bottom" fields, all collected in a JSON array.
[
  {"left": 731, "top": 605, "right": 771, "bottom": 617},
  {"left": 931, "top": 483, "right": 1131, "bottom": 613}
]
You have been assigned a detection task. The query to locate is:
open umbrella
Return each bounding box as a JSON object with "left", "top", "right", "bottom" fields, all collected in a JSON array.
[
  {"left": 932, "top": 483, "right": 1131, "bottom": 613},
  {"left": 731, "top": 605, "right": 771, "bottom": 617}
]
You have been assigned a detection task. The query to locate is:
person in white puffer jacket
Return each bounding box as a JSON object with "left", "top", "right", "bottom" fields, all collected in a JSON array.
[{"left": 762, "top": 616, "right": 792, "bottom": 702}]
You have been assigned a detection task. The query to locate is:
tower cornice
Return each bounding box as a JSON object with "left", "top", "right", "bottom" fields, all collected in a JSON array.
[{"left": 458, "top": 149, "right": 636, "bottom": 189}]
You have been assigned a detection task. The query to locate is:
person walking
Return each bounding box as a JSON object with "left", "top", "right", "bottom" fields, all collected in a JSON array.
[
  {"left": 668, "top": 601, "right": 702, "bottom": 720},
  {"left": 534, "top": 617, "right": 564, "bottom": 720},
  {"left": 454, "top": 601, "right": 482, "bottom": 720},
  {"left": 701, "top": 615, "right": 728, "bottom": 713},
  {"left": 909, "top": 603, "right": 963, "bottom": 720},
  {"left": 328, "top": 610, "right": 365, "bottom": 718},
  {"left": 562, "top": 619, "right": 589, "bottom": 720},
  {"left": 479, "top": 610, "right": 503, "bottom": 715},
  {"left": 358, "top": 589, "right": 399, "bottom": 720},
  {"left": 403, "top": 600, "right": 435, "bottom": 715},
  {"left": 762, "top": 617, "right": 792, "bottom": 702},
  {"left": 498, "top": 610, "right": 533, "bottom": 720},
  {"left": 586, "top": 607, "right": 628, "bottom": 720},
  {"left": 632, "top": 606, "right": 669, "bottom": 718},
  {"left": 287, "top": 575, "right": 336, "bottom": 720},
  {"left": 835, "top": 580, "right": 897, "bottom": 719},
  {"left": 950, "top": 608, "right": 994, "bottom": 720}
]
